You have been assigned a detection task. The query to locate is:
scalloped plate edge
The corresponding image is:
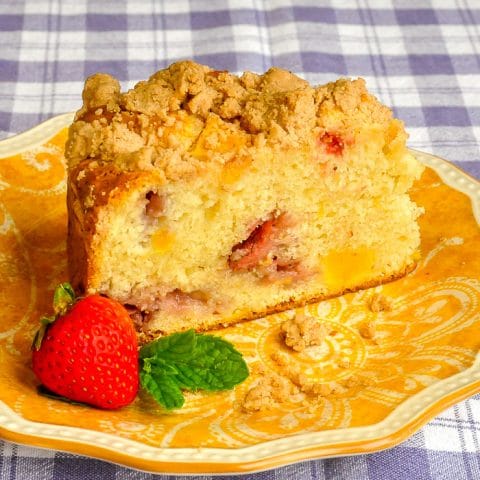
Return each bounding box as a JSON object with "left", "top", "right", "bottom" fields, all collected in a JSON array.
[{"left": 0, "top": 114, "right": 479, "bottom": 475}]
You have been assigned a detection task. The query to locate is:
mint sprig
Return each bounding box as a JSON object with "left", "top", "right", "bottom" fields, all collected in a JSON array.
[{"left": 139, "top": 330, "right": 249, "bottom": 410}]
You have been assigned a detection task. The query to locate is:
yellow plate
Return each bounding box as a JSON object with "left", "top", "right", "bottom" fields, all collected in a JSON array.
[{"left": 0, "top": 114, "right": 479, "bottom": 475}]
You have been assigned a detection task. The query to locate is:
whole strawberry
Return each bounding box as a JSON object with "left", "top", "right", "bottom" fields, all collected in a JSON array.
[{"left": 32, "top": 283, "right": 139, "bottom": 409}]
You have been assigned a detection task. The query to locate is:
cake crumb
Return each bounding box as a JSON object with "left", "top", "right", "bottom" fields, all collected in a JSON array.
[
  {"left": 245, "top": 351, "right": 376, "bottom": 411},
  {"left": 338, "top": 357, "right": 351, "bottom": 369},
  {"left": 242, "top": 374, "right": 297, "bottom": 412},
  {"left": 359, "top": 320, "right": 377, "bottom": 340},
  {"left": 368, "top": 293, "right": 392, "bottom": 312},
  {"left": 280, "top": 312, "right": 329, "bottom": 352},
  {"left": 307, "top": 399, "right": 325, "bottom": 413},
  {"left": 342, "top": 374, "right": 377, "bottom": 388},
  {"left": 250, "top": 362, "right": 267, "bottom": 376},
  {"left": 301, "top": 382, "right": 333, "bottom": 397},
  {"left": 342, "top": 375, "right": 362, "bottom": 388},
  {"left": 298, "top": 378, "right": 347, "bottom": 397},
  {"left": 270, "top": 351, "right": 289, "bottom": 367},
  {"left": 273, "top": 357, "right": 346, "bottom": 398}
]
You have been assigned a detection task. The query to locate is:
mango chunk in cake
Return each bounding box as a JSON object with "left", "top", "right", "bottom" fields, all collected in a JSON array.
[{"left": 65, "top": 61, "right": 423, "bottom": 340}]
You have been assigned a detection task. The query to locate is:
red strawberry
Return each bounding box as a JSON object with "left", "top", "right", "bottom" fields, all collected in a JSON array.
[
  {"left": 32, "top": 283, "right": 139, "bottom": 409},
  {"left": 317, "top": 132, "right": 344, "bottom": 156}
]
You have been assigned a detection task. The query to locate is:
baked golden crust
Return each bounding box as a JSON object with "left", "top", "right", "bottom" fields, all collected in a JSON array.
[
  {"left": 136, "top": 262, "right": 415, "bottom": 344},
  {"left": 67, "top": 159, "right": 165, "bottom": 292}
]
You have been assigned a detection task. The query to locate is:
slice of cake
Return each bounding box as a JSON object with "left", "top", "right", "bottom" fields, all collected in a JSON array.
[{"left": 65, "top": 61, "right": 424, "bottom": 341}]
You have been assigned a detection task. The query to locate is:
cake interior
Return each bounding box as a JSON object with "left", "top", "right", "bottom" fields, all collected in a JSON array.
[{"left": 86, "top": 116, "right": 423, "bottom": 335}]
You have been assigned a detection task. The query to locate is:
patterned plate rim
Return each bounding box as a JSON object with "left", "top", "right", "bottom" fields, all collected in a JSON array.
[{"left": 0, "top": 114, "right": 478, "bottom": 475}]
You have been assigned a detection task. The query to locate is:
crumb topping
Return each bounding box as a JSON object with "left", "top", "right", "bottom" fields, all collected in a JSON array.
[
  {"left": 359, "top": 320, "right": 377, "bottom": 340},
  {"left": 271, "top": 351, "right": 345, "bottom": 396},
  {"left": 242, "top": 347, "right": 379, "bottom": 412},
  {"left": 280, "top": 312, "right": 330, "bottom": 352},
  {"left": 242, "top": 373, "right": 298, "bottom": 412},
  {"left": 368, "top": 293, "right": 393, "bottom": 312},
  {"left": 65, "top": 60, "right": 394, "bottom": 181}
]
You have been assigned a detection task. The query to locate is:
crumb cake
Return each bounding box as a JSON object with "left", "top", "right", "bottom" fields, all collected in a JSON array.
[{"left": 65, "top": 60, "right": 424, "bottom": 340}]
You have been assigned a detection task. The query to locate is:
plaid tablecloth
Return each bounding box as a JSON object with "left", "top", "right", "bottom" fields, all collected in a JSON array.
[{"left": 0, "top": 0, "right": 479, "bottom": 479}]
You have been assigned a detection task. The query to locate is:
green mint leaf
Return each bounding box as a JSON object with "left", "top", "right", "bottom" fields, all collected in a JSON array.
[
  {"left": 194, "top": 334, "right": 249, "bottom": 390},
  {"left": 143, "top": 357, "right": 179, "bottom": 377},
  {"left": 166, "top": 334, "right": 249, "bottom": 391},
  {"left": 139, "top": 329, "right": 197, "bottom": 361},
  {"left": 140, "top": 369, "right": 184, "bottom": 410},
  {"left": 53, "top": 282, "right": 76, "bottom": 315},
  {"left": 139, "top": 330, "right": 249, "bottom": 409}
]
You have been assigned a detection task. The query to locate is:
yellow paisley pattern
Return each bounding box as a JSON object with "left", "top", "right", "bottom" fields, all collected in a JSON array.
[{"left": 0, "top": 129, "right": 479, "bottom": 449}]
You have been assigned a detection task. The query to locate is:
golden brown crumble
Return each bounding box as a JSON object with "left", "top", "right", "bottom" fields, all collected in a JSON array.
[
  {"left": 270, "top": 351, "right": 289, "bottom": 367},
  {"left": 338, "top": 357, "right": 351, "bottom": 369},
  {"left": 359, "top": 320, "right": 377, "bottom": 340},
  {"left": 280, "top": 312, "right": 330, "bottom": 352},
  {"left": 242, "top": 341, "right": 380, "bottom": 411},
  {"left": 288, "top": 364, "right": 347, "bottom": 397},
  {"left": 242, "top": 373, "right": 298, "bottom": 413},
  {"left": 65, "top": 60, "right": 394, "bottom": 181},
  {"left": 342, "top": 374, "right": 376, "bottom": 388},
  {"left": 368, "top": 293, "right": 393, "bottom": 312}
]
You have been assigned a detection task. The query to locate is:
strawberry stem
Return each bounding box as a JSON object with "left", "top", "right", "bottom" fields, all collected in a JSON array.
[
  {"left": 32, "top": 283, "right": 76, "bottom": 351},
  {"left": 32, "top": 316, "right": 56, "bottom": 351},
  {"left": 53, "top": 283, "right": 76, "bottom": 315}
]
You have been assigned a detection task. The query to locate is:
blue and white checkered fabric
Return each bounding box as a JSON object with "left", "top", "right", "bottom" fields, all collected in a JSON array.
[{"left": 0, "top": 0, "right": 479, "bottom": 478}]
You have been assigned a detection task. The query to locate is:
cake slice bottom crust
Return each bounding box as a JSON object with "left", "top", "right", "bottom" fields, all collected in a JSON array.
[{"left": 136, "top": 262, "right": 415, "bottom": 344}]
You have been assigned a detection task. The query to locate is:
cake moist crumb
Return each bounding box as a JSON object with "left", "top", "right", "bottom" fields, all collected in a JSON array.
[
  {"left": 280, "top": 312, "right": 329, "bottom": 352},
  {"left": 368, "top": 293, "right": 393, "bottom": 312}
]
